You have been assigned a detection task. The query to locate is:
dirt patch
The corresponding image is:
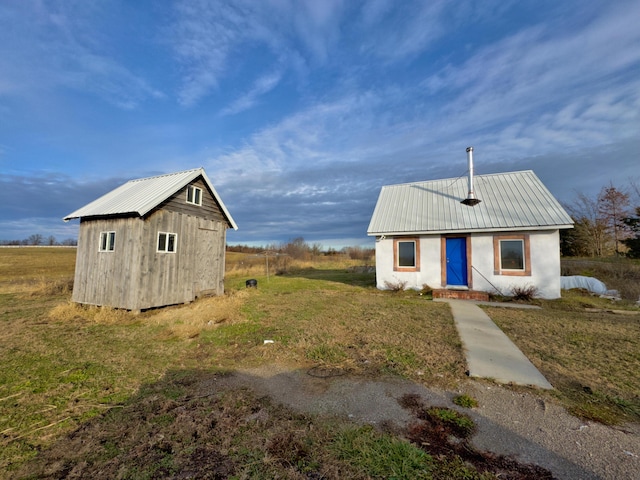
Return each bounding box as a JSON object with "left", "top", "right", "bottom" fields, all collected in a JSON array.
[{"left": 400, "top": 393, "right": 554, "bottom": 479}]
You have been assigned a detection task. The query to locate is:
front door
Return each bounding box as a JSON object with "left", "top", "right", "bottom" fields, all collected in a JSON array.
[{"left": 445, "top": 237, "right": 468, "bottom": 287}]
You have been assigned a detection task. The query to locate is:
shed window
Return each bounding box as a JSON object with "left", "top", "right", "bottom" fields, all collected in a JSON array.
[
  {"left": 186, "top": 185, "right": 202, "bottom": 206},
  {"left": 393, "top": 238, "right": 420, "bottom": 272},
  {"left": 493, "top": 234, "right": 531, "bottom": 276},
  {"left": 99, "top": 231, "right": 115, "bottom": 252},
  {"left": 157, "top": 232, "right": 177, "bottom": 253}
]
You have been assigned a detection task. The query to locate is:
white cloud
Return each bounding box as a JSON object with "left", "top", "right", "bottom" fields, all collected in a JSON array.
[
  {"left": 0, "top": 1, "right": 163, "bottom": 108},
  {"left": 220, "top": 70, "right": 283, "bottom": 116}
]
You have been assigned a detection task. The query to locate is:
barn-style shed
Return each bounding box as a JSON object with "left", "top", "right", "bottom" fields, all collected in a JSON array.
[{"left": 64, "top": 168, "right": 237, "bottom": 310}]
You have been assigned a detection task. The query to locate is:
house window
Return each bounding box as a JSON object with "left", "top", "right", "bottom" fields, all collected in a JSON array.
[
  {"left": 493, "top": 234, "right": 531, "bottom": 276},
  {"left": 157, "top": 232, "right": 177, "bottom": 253},
  {"left": 186, "top": 185, "right": 202, "bottom": 206},
  {"left": 393, "top": 238, "right": 420, "bottom": 272},
  {"left": 99, "top": 231, "right": 115, "bottom": 252}
]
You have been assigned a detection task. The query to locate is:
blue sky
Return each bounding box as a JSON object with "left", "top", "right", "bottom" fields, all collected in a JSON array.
[{"left": 1, "top": 0, "right": 638, "bottom": 248}]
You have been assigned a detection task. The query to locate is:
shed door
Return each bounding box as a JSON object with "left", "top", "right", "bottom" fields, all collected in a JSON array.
[
  {"left": 445, "top": 237, "right": 468, "bottom": 287},
  {"left": 194, "top": 225, "right": 220, "bottom": 295}
]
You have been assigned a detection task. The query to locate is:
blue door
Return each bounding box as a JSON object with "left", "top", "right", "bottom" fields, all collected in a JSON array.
[{"left": 446, "top": 237, "right": 468, "bottom": 286}]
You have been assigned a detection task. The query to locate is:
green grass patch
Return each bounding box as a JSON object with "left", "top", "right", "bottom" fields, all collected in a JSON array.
[
  {"left": 332, "top": 425, "right": 432, "bottom": 479},
  {"left": 453, "top": 394, "right": 479, "bottom": 409}
]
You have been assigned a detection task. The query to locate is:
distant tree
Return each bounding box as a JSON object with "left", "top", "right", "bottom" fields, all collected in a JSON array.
[
  {"left": 597, "top": 184, "right": 632, "bottom": 255},
  {"left": 564, "top": 192, "right": 611, "bottom": 257},
  {"left": 61, "top": 238, "right": 78, "bottom": 246},
  {"left": 46, "top": 235, "right": 57, "bottom": 246},
  {"left": 342, "top": 245, "right": 375, "bottom": 261},
  {"left": 310, "top": 242, "right": 323, "bottom": 257},
  {"left": 27, "top": 234, "right": 44, "bottom": 246},
  {"left": 283, "top": 237, "right": 310, "bottom": 260},
  {"left": 623, "top": 207, "right": 640, "bottom": 258}
]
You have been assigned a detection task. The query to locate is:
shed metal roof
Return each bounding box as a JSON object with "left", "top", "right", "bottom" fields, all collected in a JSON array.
[
  {"left": 367, "top": 170, "right": 572, "bottom": 235},
  {"left": 64, "top": 168, "right": 238, "bottom": 230}
]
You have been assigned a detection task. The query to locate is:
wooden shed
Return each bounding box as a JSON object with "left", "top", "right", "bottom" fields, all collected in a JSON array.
[{"left": 64, "top": 168, "right": 238, "bottom": 310}]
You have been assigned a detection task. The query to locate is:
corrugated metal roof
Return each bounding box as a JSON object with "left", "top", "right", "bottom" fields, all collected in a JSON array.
[
  {"left": 367, "top": 170, "right": 573, "bottom": 235},
  {"left": 64, "top": 168, "right": 238, "bottom": 230}
]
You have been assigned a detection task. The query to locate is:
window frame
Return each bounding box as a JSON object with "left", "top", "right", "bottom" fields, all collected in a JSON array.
[
  {"left": 157, "top": 232, "right": 177, "bottom": 253},
  {"left": 186, "top": 185, "right": 203, "bottom": 206},
  {"left": 393, "top": 238, "right": 420, "bottom": 272},
  {"left": 493, "top": 234, "right": 531, "bottom": 276},
  {"left": 99, "top": 231, "right": 116, "bottom": 252}
]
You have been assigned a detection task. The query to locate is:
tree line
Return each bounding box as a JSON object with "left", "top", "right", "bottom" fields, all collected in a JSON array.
[
  {"left": 227, "top": 237, "right": 374, "bottom": 261},
  {"left": 0, "top": 234, "right": 77, "bottom": 246},
  {"left": 562, "top": 180, "right": 640, "bottom": 258}
]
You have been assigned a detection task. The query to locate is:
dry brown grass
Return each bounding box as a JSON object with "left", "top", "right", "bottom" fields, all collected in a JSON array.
[
  {"left": 0, "top": 247, "right": 76, "bottom": 294},
  {"left": 486, "top": 294, "right": 640, "bottom": 424}
]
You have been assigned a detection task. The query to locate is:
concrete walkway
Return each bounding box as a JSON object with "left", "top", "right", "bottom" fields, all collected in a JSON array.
[{"left": 437, "top": 299, "right": 553, "bottom": 389}]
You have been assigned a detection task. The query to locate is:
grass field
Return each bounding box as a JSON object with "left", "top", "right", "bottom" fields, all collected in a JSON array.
[{"left": 1, "top": 247, "right": 638, "bottom": 478}]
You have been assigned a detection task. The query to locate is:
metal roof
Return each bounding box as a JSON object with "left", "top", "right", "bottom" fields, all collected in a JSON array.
[
  {"left": 367, "top": 170, "right": 573, "bottom": 235},
  {"left": 64, "top": 168, "right": 238, "bottom": 230}
]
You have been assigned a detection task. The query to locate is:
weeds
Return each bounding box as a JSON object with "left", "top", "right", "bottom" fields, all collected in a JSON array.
[
  {"left": 510, "top": 284, "right": 539, "bottom": 301},
  {"left": 453, "top": 393, "right": 479, "bottom": 409},
  {"left": 384, "top": 279, "right": 408, "bottom": 292}
]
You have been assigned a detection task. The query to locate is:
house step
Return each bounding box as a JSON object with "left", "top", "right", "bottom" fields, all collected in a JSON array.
[{"left": 432, "top": 289, "right": 490, "bottom": 301}]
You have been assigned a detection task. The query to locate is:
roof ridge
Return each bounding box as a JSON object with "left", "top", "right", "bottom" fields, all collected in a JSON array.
[
  {"left": 382, "top": 169, "right": 534, "bottom": 188},
  {"left": 128, "top": 167, "right": 203, "bottom": 183}
]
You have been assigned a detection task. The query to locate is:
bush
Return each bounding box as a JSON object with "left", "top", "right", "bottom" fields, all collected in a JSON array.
[
  {"left": 510, "top": 284, "right": 539, "bottom": 302},
  {"left": 384, "top": 279, "right": 408, "bottom": 292}
]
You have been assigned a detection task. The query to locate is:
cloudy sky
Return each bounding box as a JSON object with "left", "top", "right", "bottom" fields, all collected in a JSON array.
[{"left": 1, "top": 0, "right": 638, "bottom": 247}]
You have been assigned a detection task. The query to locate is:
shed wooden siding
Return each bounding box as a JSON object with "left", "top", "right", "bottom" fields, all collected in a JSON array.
[
  {"left": 158, "top": 178, "right": 226, "bottom": 223},
  {"left": 72, "top": 217, "right": 144, "bottom": 309},
  {"left": 72, "top": 210, "right": 227, "bottom": 310}
]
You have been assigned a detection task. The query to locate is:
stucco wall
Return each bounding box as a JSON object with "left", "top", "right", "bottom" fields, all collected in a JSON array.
[
  {"left": 374, "top": 229, "right": 562, "bottom": 299},
  {"left": 469, "top": 230, "right": 562, "bottom": 299}
]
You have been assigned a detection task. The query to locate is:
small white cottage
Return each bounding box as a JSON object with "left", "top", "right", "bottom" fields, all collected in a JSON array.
[
  {"left": 64, "top": 168, "right": 237, "bottom": 310},
  {"left": 367, "top": 148, "right": 573, "bottom": 299}
]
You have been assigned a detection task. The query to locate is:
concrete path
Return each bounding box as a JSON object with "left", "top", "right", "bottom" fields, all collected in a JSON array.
[{"left": 437, "top": 299, "right": 553, "bottom": 389}]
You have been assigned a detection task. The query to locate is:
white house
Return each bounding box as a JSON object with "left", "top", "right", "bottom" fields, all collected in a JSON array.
[{"left": 367, "top": 149, "right": 573, "bottom": 299}]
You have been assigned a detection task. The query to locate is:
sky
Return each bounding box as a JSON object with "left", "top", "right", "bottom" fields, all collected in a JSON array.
[{"left": 1, "top": 0, "right": 638, "bottom": 248}]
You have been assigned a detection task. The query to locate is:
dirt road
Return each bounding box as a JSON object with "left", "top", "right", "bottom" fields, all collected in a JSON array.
[{"left": 220, "top": 364, "right": 640, "bottom": 480}]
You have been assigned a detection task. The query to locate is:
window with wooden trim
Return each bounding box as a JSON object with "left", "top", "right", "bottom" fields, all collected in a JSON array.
[
  {"left": 186, "top": 185, "right": 202, "bottom": 206},
  {"left": 493, "top": 234, "right": 531, "bottom": 276},
  {"left": 99, "top": 231, "right": 115, "bottom": 252},
  {"left": 393, "top": 238, "right": 420, "bottom": 271},
  {"left": 157, "top": 232, "right": 177, "bottom": 253}
]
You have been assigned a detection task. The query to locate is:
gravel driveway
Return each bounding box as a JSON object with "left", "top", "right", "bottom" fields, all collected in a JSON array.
[{"left": 220, "top": 364, "right": 640, "bottom": 480}]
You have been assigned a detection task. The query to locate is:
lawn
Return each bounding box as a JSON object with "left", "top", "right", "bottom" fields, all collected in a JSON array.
[{"left": 1, "top": 247, "right": 638, "bottom": 478}]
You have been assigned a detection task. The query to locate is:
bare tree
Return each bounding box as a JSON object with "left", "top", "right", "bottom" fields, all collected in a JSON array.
[
  {"left": 564, "top": 192, "right": 611, "bottom": 256},
  {"left": 598, "top": 184, "right": 632, "bottom": 255},
  {"left": 27, "top": 234, "right": 44, "bottom": 246}
]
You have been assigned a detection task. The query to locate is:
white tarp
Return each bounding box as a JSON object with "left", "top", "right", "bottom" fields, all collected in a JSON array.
[
  {"left": 561, "top": 275, "right": 620, "bottom": 298},
  {"left": 561, "top": 275, "right": 607, "bottom": 294}
]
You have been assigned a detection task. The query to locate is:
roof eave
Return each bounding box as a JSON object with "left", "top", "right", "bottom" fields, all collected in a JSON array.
[{"left": 367, "top": 224, "right": 574, "bottom": 236}]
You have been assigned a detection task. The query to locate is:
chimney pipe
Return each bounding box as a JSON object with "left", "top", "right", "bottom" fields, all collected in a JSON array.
[{"left": 461, "top": 146, "right": 481, "bottom": 206}]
